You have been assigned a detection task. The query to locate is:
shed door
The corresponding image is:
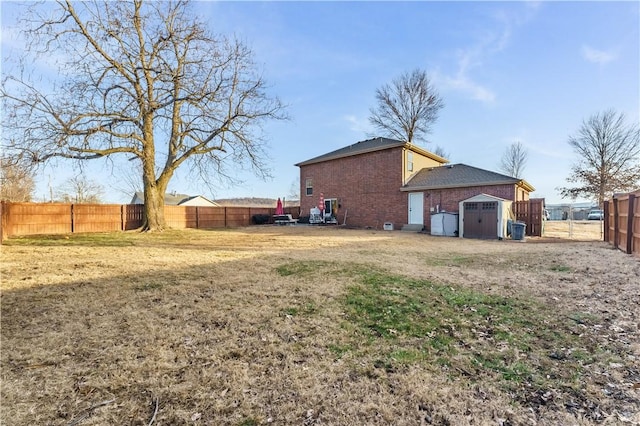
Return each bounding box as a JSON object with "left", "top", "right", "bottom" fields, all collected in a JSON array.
[
  {"left": 464, "top": 202, "right": 498, "bottom": 238},
  {"left": 408, "top": 192, "right": 424, "bottom": 224}
]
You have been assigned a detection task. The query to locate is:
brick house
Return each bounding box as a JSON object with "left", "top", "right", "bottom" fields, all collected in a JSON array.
[{"left": 296, "top": 137, "right": 534, "bottom": 231}]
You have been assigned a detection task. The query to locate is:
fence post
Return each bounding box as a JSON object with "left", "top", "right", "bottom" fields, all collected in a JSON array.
[
  {"left": 196, "top": 207, "right": 199, "bottom": 229},
  {"left": 0, "top": 201, "right": 4, "bottom": 244},
  {"left": 529, "top": 199, "right": 533, "bottom": 236},
  {"left": 70, "top": 204, "right": 75, "bottom": 233},
  {"left": 613, "top": 198, "right": 619, "bottom": 249},
  {"left": 224, "top": 207, "right": 227, "bottom": 228},
  {"left": 603, "top": 200, "right": 609, "bottom": 242},
  {"left": 626, "top": 194, "right": 635, "bottom": 254}
]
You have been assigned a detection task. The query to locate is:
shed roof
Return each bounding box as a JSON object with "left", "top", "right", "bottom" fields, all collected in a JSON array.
[
  {"left": 295, "top": 137, "right": 447, "bottom": 166},
  {"left": 401, "top": 163, "right": 535, "bottom": 192},
  {"left": 460, "top": 193, "right": 510, "bottom": 203}
]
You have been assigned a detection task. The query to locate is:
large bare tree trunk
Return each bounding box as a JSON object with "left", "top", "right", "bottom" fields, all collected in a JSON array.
[
  {"left": 141, "top": 164, "right": 173, "bottom": 231},
  {"left": 142, "top": 183, "right": 166, "bottom": 231},
  {"left": 141, "top": 121, "right": 168, "bottom": 231}
]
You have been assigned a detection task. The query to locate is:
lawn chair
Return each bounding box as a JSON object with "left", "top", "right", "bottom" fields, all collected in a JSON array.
[{"left": 309, "top": 207, "right": 323, "bottom": 224}]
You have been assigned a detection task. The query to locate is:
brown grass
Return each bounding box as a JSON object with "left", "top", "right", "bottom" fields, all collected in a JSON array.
[
  {"left": 1, "top": 226, "right": 638, "bottom": 425},
  {"left": 543, "top": 220, "right": 605, "bottom": 241}
]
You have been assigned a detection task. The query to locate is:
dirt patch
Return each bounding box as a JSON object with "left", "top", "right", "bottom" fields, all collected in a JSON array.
[{"left": 1, "top": 227, "right": 638, "bottom": 425}]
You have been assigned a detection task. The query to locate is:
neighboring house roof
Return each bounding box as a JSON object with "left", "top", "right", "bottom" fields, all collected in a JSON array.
[
  {"left": 177, "top": 195, "right": 219, "bottom": 207},
  {"left": 295, "top": 137, "right": 448, "bottom": 166},
  {"left": 130, "top": 192, "right": 219, "bottom": 206},
  {"left": 130, "top": 193, "right": 143, "bottom": 204},
  {"left": 401, "top": 164, "right": 535, "bottom": 192}
]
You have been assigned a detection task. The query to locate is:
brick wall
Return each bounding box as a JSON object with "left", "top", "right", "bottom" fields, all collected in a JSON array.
[
  {"left": 299, "top": 147, "right": 408, "bottom": 229},
  {"left": 418, "top": 184, "right": 525, "bottom": 232},
  {"left": 423, "top": 185, "right": 517, "bottom": 213}
]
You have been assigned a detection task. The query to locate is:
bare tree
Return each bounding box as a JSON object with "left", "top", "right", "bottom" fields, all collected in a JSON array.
[
  {"left": 287, "top": 176, "right": 300, "bottom": 206},
  {"left": 559, "top": 110, "right": 640, "bottom": 207},
  {"left": 2, "top": 0, "right": 285, "bottom": 230},
  {"left": 369, "top": 69, "right": 444, "bottom": 145},
  {"left": 56, "top": 175, "right": 104, "bottom": 203},
  {"left": 0, "top": 155, "right": 35, "bottom": 202},
  {"left": 499, "top": 141, "right": 528, "bottom": 178},
  {"left": 433, "top": 145, "right": 450, "bottom": 160},
  {"left": 110, "top": 162, "right": 144, "bottom": 202}
]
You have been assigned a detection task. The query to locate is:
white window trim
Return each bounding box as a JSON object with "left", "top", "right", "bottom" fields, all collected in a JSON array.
[{"left": 305, "top": 178, "right": 313, "bottom": 196}]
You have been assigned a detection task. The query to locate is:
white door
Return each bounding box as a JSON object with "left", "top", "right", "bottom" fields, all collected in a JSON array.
[{"left": 408, "top": 192, "right": 424, "bottom": 224}]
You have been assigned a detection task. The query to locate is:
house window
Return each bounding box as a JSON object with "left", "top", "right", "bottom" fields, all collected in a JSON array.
[
  {"left": 407, "top": 151, "right": 414, "bottom": 172},
  {"left": 305, "top": 178, "right": 313, "bottom": 196}
]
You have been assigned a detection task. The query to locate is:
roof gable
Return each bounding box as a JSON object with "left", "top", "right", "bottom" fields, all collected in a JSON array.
[
  {"left": 178, "top": 195, "right": 218, "bottom": 207},
  {"left": 461, "top": 193, "right": 510, "bottom": 203},
  {"left": 295, "top": 137, "right": 447, "bottom": 166},
  {"left": 402, "top": 164, "right": 535, "bottom": 192}
]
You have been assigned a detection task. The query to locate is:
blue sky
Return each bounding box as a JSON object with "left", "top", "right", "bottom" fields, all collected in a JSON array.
[{"left": 2, "top": 1, "right": 639, "bottom": 205}]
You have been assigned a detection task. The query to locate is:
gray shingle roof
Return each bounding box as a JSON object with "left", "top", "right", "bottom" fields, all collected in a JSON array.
[
  {"left": 401, "top": 164, "right": 535, "bottom": 191},
  {"left": 295, "top": 137, "right": 446, "bottom": 166}
]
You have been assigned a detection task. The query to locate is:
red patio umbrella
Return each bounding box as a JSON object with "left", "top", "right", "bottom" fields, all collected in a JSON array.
[
  {"left": 318, "top": 193, "right": 325, "bottom": 213},
  {"left": 276, "top": 197, "right": 284, "bottom": 215}
]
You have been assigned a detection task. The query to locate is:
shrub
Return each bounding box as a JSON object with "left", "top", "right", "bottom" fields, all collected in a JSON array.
[{"left": 252, "top": 214, "right": 271, "bottom": 225}]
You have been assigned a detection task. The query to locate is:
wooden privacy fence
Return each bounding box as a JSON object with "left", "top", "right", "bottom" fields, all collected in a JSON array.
[
  {"left": 0, "top": 202, "right": 299, "bottom": 240},
  {"left": 604, "top": 190, "right": 640, "bottom": 257},
  {"left": 512, "top": 198, "right": 544, "bottom": 237}
]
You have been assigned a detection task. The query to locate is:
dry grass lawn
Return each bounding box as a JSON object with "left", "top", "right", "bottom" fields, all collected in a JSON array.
[
  {"left": 543, "top": 220, "right": 606, "bottom": 241},
  {"left": 1, "top": 224, "right": 639, "bottom": 425}
]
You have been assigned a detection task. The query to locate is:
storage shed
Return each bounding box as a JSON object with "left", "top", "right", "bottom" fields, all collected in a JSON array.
[
  {"left": 431, "top": 212, "right": 459, "bottom": 236},
  {"left": 459, "top": 194, "right": 513, "bottom": 239}
]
